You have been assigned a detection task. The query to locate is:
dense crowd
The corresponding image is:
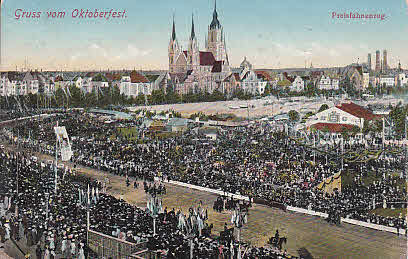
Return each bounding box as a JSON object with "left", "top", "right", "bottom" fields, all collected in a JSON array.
[
  {"left": 0, "top": 147, "right": 296, "bottom": 258},
  {"left": 8, "top": 111, "right": 405, "bottom": 229},
  {"left": 1, "top": 110, "right": 407, "bottom": 258}
]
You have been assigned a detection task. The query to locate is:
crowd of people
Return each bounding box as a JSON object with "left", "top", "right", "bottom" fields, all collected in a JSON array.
[
  {"left": 0, "top": 146, "right": 296, "bottom": 258},
  {"left": 213, "top": 196, "right": 252, "bottom": 213},
  {"left": 1, "top": 109, "right": 407, "bottom": 258},
  {"left": 8, "top": 111, "right": 405, "bottom": 229}
]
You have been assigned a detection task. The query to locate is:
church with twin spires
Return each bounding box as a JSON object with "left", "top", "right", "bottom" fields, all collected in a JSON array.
[{"left": 168, "top": 1, "right": 232, "bottom": 95}]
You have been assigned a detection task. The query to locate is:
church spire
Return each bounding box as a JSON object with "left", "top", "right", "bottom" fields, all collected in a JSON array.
[
  {"left": 171, "top": 14, "right": 176, "bottom": 40},
  {"left": 190, "top": 13, "right": 195, "bottom": 40},
  {"left": 210, "top": 0, "right": 221, "bottom": 29}
]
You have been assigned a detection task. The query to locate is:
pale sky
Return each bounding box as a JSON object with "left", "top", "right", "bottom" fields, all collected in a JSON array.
[{"left": 1, "top": 0, "right": 407, "bottom": 71}]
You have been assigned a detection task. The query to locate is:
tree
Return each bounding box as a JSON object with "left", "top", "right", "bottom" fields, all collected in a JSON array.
[
  {"left": 69, "top": 84, "right": 83, "bottom": 107},
  {"left": 350, "top": 125, "right": 360, "bottom": 138},
  {"left": 302, "top": 111, "right": 314, "bottom": 121},
  {"left": 341, "top": 127, "right": 350, "bottom": 142},
  {"left": 277, "top": 79, "right": 291, "bottom": 88},
  {"left": 362, "top": 120, "right": 371, "bottom": 136},
  {"left": 262, "top": 83, "right": 272, "bottom": 97},
  {"left": 389, "top": 104, "right": 407, "bottom": 139},
  {"left": 318, "top": 104, "right": 329, "bottom": 113},
  {"left": 288, "top": 110, "right": 299, "bottom": 122}
]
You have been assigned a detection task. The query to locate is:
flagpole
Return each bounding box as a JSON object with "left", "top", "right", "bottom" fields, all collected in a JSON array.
[
  {"left": 55, "top": 121, "right": 58, "bottom": 194},
  {"left": 87, "top": 184, "right": 90, "bottom": 259},
  {"left": 16, "top": 129, "right": 19, "bottom": 217}
]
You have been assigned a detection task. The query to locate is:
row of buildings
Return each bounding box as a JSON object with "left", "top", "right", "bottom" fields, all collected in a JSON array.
[
  {"left": 0, "top": 70, "right": 168, "bottom": 97},
  {"left": 0, "top": 3, "right": 405, "bottom": 98},
  {"left": 166, "top": 2, "right": 407, "bottom": 96},
  {"left": 1, "top": 62, "right": 406, "bottom": 98}
]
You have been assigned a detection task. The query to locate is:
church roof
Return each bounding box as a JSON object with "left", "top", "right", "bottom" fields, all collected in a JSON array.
[
  {"left": 211, "top": 61, "right": 223, "bottom": 73},
  {"left": 199, "top": 51, "right": 216, "bottom": 66}
]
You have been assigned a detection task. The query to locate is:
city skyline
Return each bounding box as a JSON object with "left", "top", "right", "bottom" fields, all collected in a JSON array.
[{"left": 0, "top": 0, "right": 407, "bottom": 71}]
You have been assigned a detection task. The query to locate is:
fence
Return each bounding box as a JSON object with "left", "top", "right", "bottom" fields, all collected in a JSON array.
[
  {"left": 87, "top": 229, "right": 149, "bottom": 259},
  {"left": 161, "top": 178, "right": 406, "bottom": 235}
]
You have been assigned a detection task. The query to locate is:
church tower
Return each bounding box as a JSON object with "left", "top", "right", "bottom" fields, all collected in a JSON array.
[
  {"left": 188, "top": 14, "right": 199, "bottom": 71},
  {"left": 207, "top": 0, "right": 228, "bottom": 63},
  {"left": 168, "top": 16, "right": 180, "bottom": 73}
]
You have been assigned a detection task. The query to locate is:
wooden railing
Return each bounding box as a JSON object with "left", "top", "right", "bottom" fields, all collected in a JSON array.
[{"left": 87, "top": 229, "right": 149, "bottom": 259}]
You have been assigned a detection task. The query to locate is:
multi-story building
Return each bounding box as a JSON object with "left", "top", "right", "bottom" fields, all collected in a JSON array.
[
  {"left": 398, "top": 73, "right": 408, "bottom": 87},
  {"left": 375, "top": 50, "right": 381, "bottom": 72},
  {"left": 307, "top": 102, "right": 381, "bottom": 132},
  {"left": 289, "top": 76, "right": 305, "bottom": 92},
  {"left": 168, "top": 2, "right": 231, "bottom": 94},
  {"left": 318, "top": 75, "right": 339, "bottom": 90},
  {"left": 367, "top": 53, "right": 372, "bottom": 71},
  {"left": 379, "top": 75, "right": 395, "bottom": 87},
  {"left": 120, "top": 71, "right": 152, "bottom": 98},
  {"left": 362, "top": 72, "right": 370, "bottom": 88},
  {"left": 383, "top": 50, "right": 388, "bottom": 71},
  {"left": 241, "top": 70, "right": 267, "bottom": 95}
]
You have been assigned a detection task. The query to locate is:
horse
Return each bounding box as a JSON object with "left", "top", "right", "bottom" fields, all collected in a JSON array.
[
  {"left": 268, "top": 236, "right": 287, "bottom": 250},
  {"left": 277, "top": 237, "right": 287, "bottom": 250}
]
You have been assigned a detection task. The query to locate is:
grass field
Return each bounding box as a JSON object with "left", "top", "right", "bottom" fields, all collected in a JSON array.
[
  {"left": 370, "top": 208, "right": 407, "bottom": 218},
  {"left": 117, "top": 127, "right": 139, "bottom": 141}
]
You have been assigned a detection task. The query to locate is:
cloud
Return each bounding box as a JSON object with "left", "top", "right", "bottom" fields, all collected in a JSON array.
[
  {"left": 89, "top": 43, "right": 107, "bottom": 57},
  {"left": 305, "top": 26, "right": 313, "bottom": 31},
  {"left": 127, "top": 44, "right": 152, "bottom": 57},
  {"left": 89, "top": 43, "right": 101, "bottom": 50},
  {"left": 70, "top": 53, "right": 81, "bottom": 61}
]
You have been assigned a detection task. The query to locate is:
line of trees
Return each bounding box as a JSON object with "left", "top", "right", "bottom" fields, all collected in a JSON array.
[{"left": 0, "top": 84, "right": 258, "bottom": 110}]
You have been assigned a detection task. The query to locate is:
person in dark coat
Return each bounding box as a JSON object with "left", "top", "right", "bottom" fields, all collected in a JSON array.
[{"left": 36, "top": 245, "right": 42, "bottom": 259}]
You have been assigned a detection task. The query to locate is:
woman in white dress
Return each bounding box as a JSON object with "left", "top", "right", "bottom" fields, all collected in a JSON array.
[{"left": 78, "top": 243, "right": 85, "bottom": 259}]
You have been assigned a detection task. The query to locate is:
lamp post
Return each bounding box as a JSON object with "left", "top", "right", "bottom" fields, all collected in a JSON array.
[{"left": 231, "top": 204, "right": 248, "bottom": 259}]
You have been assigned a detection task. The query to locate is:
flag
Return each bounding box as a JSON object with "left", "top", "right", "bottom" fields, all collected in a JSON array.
[
  {"left": 66, "top": 85, "right": 71, "bottom": 97},
  {"left": 78, "top": 189, "right": 81, "bottom": 204},
  {"left": 231, "top": 211, "right": 236, "bottom": 224},
  {"left": 61, "top": 87, "right": 68, "bottom": 100},
  {"left": 87, "top": 184, "right": 90, "bottom": 206},
  {"left": 87, "top": 185, "right": 90, "bottom": 231},
  {"left": 54, "top": 126, "right": 73, "bottom": 161}
]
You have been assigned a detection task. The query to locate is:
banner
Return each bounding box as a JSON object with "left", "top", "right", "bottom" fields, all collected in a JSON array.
[{"left": 54, "top": 126, "right": 73, "bottom": 161}]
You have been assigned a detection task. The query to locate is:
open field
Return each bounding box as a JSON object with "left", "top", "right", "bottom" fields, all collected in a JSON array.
[
  {"left": 127, "top": 97, "right": 405, "bottom": 119},
  {"left": 370, "top": 208, "right": 407, "bottom": 218}
]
